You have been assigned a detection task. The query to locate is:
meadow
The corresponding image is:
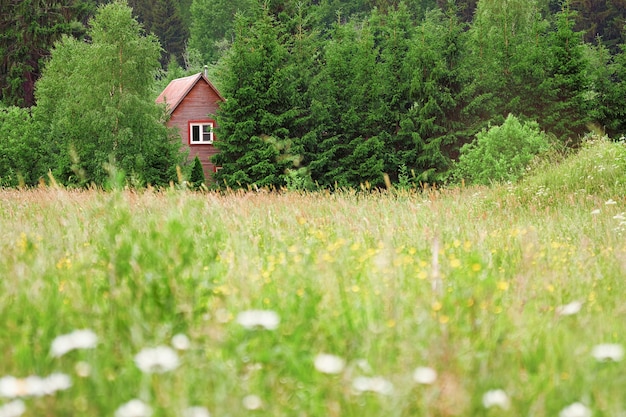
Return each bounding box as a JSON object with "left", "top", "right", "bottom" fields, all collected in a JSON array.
[{"left": 1, "top": 138, "right": 626, "bottom": 417}]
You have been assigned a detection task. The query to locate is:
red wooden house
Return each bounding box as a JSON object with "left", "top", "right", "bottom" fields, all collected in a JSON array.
[{"left": 156, "top": 71, "right": 224, "bottom": 180}]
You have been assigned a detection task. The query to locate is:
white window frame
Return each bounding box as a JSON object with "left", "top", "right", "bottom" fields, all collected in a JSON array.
[{"left": 189, "top": 121, "right": 214, "bottom": 145}]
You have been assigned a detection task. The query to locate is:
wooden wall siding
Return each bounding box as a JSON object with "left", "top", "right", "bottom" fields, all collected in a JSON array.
[{"left": 168, "top": 79, "right": 222, "bottom": 180}]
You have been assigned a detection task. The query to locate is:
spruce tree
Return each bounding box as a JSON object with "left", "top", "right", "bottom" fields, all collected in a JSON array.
[
  {"left": 150, "top": 0, "right": 190, "bottom": 66},
  {"left": 0, "top": 0, "right": 91, "bottom": 106},
  {"left": 589, "top": 41, "right": 626, "bottom": 136},
  {"left": 305, "top": 20, "right": 381, "bottom": 188},
  {"left": 403, "top": 8, "right": 469, "bottom": 181},
  {"left": 189, "top": 0, "right": 257, "bottom": 64},
  {"left": 212, "top": 8, "right": 298, "bottom": 189},
  {"left": 465, "top": 0, "right": 547, "bottom": 122},
  {"left": 189, "top": 156, "right": 206, "bottom": 188},
  {"left": 368, "top": 4, "right": 416, "bottom": 182},
  {"left": 535, "top": 5, "right": 590, "bottom": 142}
]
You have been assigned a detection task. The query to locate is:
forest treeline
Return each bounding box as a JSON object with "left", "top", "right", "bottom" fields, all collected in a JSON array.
[{"left": 2, "top": 0, "right": 626, "bottom": 189}]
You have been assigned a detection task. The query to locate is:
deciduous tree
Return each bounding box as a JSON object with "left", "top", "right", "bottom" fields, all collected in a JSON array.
[{"left": 34, "top": 0, "right": 184, "bottom": 186}]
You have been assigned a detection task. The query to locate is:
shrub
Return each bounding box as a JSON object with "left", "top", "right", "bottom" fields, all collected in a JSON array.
[
  {"left": 0, "top": 106, "right": 49, "bottom": 186},
  {"left": 190, "top": 156, "right": 206, "bottom": 189},
  {"left": 453, "top": 114, "right": 551, "bottom": 185}
]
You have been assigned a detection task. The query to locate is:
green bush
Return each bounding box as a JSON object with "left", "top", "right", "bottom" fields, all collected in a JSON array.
[
  {"left": 190, "top": 156, "right": 206, "bottom": 189},
  {"left": 0, "top": 106, "right": 49, "bottom": 186},
  {"left": 453, "top": 114, "right": 551, "bottom": 185}
]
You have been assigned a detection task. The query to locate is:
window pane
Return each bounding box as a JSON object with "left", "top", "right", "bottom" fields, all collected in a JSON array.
[
  {"left": 192, "top": 125, "right": 200, "bottom": 142},
  {"left": 202, "top": 124, "right": 212, "bottom": 142}
]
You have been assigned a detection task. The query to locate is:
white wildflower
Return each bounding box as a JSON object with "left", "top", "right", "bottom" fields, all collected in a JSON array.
[
  {"left": 242, "top": 394, "right": 263, "bottom": 410},
  {"left": 313, "top": 354, "right": 345, "bottom": 375},
  {"left": 613, "top": 213, "right": 626, "bottom": 221},
  {"left": 182, "top": 406, "right": 210, "bottom": 417},
  {"left": 236, "top": 310, "right": 280, "bottom": 330},
  {"left": 22, "top": 376, "right": 46, "bottom": 397},
  {"left": 0, "top": 374, "right": 71, "bottom": 398},
  {"left": 590, "top": 209, "right": 601, "bottom": 215},
  {"left": 171, "top": 334, "right": 191, "bottom": 351},
  {"left": 412, "top": 366, "right": 437, "bottom": 385},
  {"left": 591, "top": 343, "right": 624, "bottom": 362},
  {"left": 41, "top": 373, "right": 72, "bottom": 395},
  {"left": 559, "top": 402, "right": 591, "bottom": 417},
  {"left": 75, "top": 361, "right": 91, "bottom": 378},
  {"left": 0, "top": 400, "right": 26, "bottom": 417},
  {"left": 352, "top": 376, "right": 393, "bottom": 395},
  {"left": 50, "top": 329, "right": 98, "bottom": 357},
  {"left": 605, "top": 199, "right": 617, "bottom": 205},
  {"left": 556, "top": 301, "right": 583, "bottom": 316},
  {"left": 0, "top": 377, "right": 20, "bottom": 398},
  {"left": 482, "top": 389, "right": 510, "bottom": 410},
  {"left": 114, "top": 399, "right": 152, "bottom": 417},
  {"left": 134, "top": 346, "right": 180, "bottom": 373}
]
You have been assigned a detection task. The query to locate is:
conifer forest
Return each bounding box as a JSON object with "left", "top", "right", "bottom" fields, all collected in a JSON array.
[{"left": 2, "top": 0, "right": 626, "bottom": 189}]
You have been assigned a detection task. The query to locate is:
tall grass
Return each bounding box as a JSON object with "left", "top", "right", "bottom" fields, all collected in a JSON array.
[{"left": 1, "top": 138, "right": 625, "bottom": 416}]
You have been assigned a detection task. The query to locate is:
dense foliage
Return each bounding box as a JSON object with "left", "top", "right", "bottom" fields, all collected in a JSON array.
[
  {"left": 3, "top": 0, "right": 626, "bottom": 189},
  {"left": 453, "top": 114, "right": 552, "bottom": 185},
  {"left": 33, "top": 1, "right": 183, "bottom": 187}
]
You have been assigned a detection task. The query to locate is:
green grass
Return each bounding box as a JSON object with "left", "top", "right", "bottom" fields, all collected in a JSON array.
[{"left": 1, "top": 138, "right": 626, "bottom": 416}]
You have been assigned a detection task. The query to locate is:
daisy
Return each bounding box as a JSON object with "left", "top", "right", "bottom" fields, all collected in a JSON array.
[
  {"left": 0, "top": 374, "right": 71, "bottom": 398},
  {"left": 412, "top": 366, "right": 437, "bottom": 385},
  {"left": 559, "top": 402, "right": 591, "bottom": 417},
  {"left": 50, "top": 329, "right": 98, "bottom": 357},
  {"left": 313, "top": 354, "right": 345, "bottom": 374},
  {"left": 134, "top": 346, "right": 180, "bottom": 373},
  {"left": 242, "top": 394, "right": 263, "bottom": 410},
  {"left": 236, "top": 310, "right": 280, "bottom": 330},
  {"left": 0, "top": 400, "right": 26, "bottom": 417},
  {"left": 556, "top": 301, "right": 583, "bottom": 316},
  {"left": 482, "top": 389, "right": 510, "bottom": 410},
  {"left": 114, "top": 399, "right": 152, "bottom": 417},
  {"left": 171, "top": 334, "right": 191, "bottom": 351},
  {"left": 591, "top": 343, "right": 624, "bottom": 362},
  {"left": 0, "top": 376, "right": 21, "bottom": 398},
  {"left": 352, "top": 376, "right": 393, "bottom": 395},
  {"left": 41, "top": 373, "right": 72, "bottom": 395}
]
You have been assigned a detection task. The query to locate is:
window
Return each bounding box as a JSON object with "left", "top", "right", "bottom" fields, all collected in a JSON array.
[{"left": 189, "top": 121, "right": 214, "bottom": 144}]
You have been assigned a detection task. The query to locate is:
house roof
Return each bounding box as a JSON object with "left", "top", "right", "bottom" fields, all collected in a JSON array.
[{"left": 156, "top": 72, "right": 224, "bottom": 115}]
